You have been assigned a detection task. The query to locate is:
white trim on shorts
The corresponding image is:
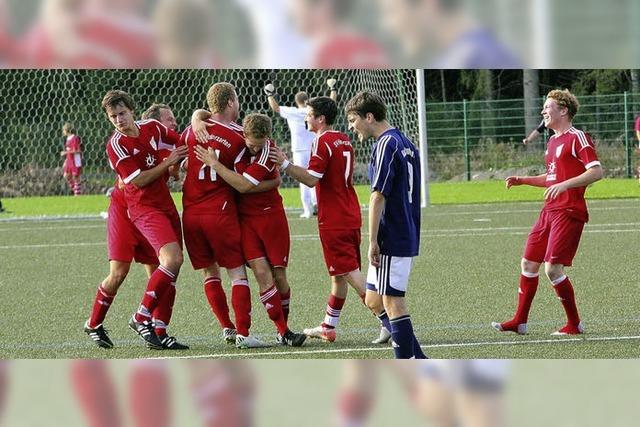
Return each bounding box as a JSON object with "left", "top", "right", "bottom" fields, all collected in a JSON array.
[{"left": 366, "top": 255, "right": 413, "bottom": 296}]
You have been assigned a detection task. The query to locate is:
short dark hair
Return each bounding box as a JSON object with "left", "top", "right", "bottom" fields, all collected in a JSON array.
[
  {"left": 344, "top": 91, "right": 387, "bottom": 121},
  {"left": 142, "top": 103, "right": 172, "bottom": 121},
  {"left": 102, "top": 90, "right": 135, "bottom": 112},
  {"left": 307, "top": 96, "right": 338, "bottom": 125}
]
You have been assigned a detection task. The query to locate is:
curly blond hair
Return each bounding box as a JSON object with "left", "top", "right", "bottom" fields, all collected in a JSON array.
[
  {"left": 547, "top": 89, "right": 580, "bottom": 120},
  {"left": 206, "top": 83, "right": 236, "bottom": 114}
]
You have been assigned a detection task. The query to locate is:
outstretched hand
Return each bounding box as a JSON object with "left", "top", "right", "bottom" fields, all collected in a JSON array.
[
  {"left": 194, "top": 145, "right": 218, "bottom": 167},
  {"left": 505, "top": 176, "right": 520, "bottom": 189}
]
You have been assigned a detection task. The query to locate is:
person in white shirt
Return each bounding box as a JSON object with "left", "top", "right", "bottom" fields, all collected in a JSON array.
[{"left": 265, "top": 79, "right": 337, "bottom": 218}]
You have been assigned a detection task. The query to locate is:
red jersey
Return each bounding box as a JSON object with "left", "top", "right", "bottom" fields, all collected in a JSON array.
[
  {"left": 106, "top": 119, "right": 182, "bottom": 221},
  {"left": 544, "top": 127, "right": 600, "bottom": 221},
  {"left": 65, "top": 135, "right": 82, "bottom": 167},
  {"left": 308, "top": 130, "right": 361, "bottom": 230},
  {"left": 313, "top": 32, "right": 387, "bottom": 68},
  {"left": 635, "top": 115, "right": 640, "bottom": 135},
  {"left": 181, "top": 120, "right": 246, "bottom": 214},
  {"left": 234, "top": 139, "right": 284, "bottom": 216}
]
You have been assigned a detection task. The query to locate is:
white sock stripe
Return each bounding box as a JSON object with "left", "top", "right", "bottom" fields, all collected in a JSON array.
[
  {"left": 231, "top": 279, "right": 250, "bottom": 287},
  {"left": 323, "top": 315, "right": 339, "bottom": 327},
  {"left": 204, "top": 277, "right": 221, "bottom": 285},
  {"left": 551, "top": 275, "right": 567, "bottom": 286},
  {"left": 521, "top": 271, "right": 539, "bottom": 278},
  {"left": 260, "top": 286, "right": 278, "bottom": 302},
  {"left": 158, "top": 265, "right": 176, "bottom": 279},
  {"left": 326, "top": 307, "right": 342, "bottom": 316}
]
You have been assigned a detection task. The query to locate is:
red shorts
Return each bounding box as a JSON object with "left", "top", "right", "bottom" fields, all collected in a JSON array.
[
  {"left": 107, "top": 200, "right": 158, "bottom": 265},
  {"left": 63, "top": 159, "right": 82, "bottom": 176},
  {"left": 132, "top": 208, "right": 183, "bottom": 256},
  {"left": 319, "top": 228, "right": 361, "bottom": 276},
  {"left": 241, "top": 211, "right": 290, "bottom": 268},
  {"left": 183, "top": 210, "right": 244, "bottom": 270},
  {"left": 524, "top": 209, "right": 585, "bottom": 267}
]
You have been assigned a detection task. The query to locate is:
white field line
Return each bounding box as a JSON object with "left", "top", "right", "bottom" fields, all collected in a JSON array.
[
  {"left": 0, "top": 199, "right": 637, "bottom": 224},
  {"left": 151, "top": 335, "right": 640, "bottom": 360},
  {"left": 2, "top": 225, "right": 640, "bottom": 250}
]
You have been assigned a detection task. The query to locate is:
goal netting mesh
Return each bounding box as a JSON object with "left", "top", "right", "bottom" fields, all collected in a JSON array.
[{"left": 0, "top": 69, "right": 419, "bottom": 197}]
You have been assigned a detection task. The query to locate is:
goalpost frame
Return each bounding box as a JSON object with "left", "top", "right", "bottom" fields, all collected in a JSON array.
[{"left": 416, "top": 69, "right": 430, "bottom": 208}]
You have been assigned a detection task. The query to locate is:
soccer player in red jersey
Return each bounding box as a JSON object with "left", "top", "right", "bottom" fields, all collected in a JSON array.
[
  {"left": 61, "top": 122, "right": 83, "bottom": 196},
  {"left": 195, "top": 113, "right": 306, "bottom": 347},
  {"left": 86, "top": 101, "right": 202, "bottom": 350},
  {"left": 270, "top": 96, "right": 377, "bottom": 343},
  {"left": 493, "top": 89, "right": 603, "bottom": 336},
  {"left": 103, "top": 90, "right": 189, "bottom": 349},
  {"left": 182, "top": 83, "right": 271, "bottom": 349}
]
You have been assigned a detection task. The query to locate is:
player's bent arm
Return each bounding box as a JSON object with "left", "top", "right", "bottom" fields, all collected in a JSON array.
[
  {"left": 508, "top": 174, "right": 547, "bottom": 188},
  {"left": 368, "top": 191, "right": 386, "bottom": 245},
  {"left": 282, "top": 163, "right": 319, "bottom": 187},
  {"left": 245, "top": 176, "right": 281, "bottom": 194},
  {"left": 559, "top": 165, "right": 604, "bottom": 189},
  {"left": 214, "top": 164, "right": 255, "bottom": 193},
  {"left": 130, "top": 146, "right": 188, "bottom": 188}
]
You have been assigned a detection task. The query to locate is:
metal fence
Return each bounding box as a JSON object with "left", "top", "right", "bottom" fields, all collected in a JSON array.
[{"left": 426, "top": 93, "right": 640, "bottom": 181}]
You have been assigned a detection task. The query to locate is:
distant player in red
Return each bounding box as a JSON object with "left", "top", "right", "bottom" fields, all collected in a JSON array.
[
  {"left": 61, "top": 122, "right": 83, "bottom": 196},
  {"left": 181, "top": 82, "right": 267, "bottom": 349},
  {"left": 270, "top": 96, "right": 377, "bottom": 343},
  {"left": 195, "top": 113, "right": 306, "bottom": 347},
  {"left": 103, "top": 90, "right": 189, "bottom": 350},
  {"left": 493, "top": 89, "right": 603, "bottom": 336}
]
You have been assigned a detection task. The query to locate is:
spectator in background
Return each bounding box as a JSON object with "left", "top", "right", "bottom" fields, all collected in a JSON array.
[
  {"left": 61, "top": 122, "right": 83, "bottom": 196},
  {"left": 264, "top": 80, "right": 339, "bottom": 218},
  {"left": 376, "top": 0, "right": 520, "bottom": 68},
  {"left": 522, "top": 119, "right": 555, "bottom": 145}
]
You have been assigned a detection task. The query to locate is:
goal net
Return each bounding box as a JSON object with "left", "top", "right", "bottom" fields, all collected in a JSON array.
[{"left": 0, "top": 69, "right": 419, "bottom": 197}]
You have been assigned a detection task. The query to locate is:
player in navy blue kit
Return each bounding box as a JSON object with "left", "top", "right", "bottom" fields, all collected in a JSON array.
[{"left": 345, "top": 91, "right": 426, "bottom": 359}]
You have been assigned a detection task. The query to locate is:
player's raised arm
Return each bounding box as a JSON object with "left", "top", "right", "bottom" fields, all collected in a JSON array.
[
  {"left": 327, "top": 78, "right": 338, "bottom": 102},
  {"left": 191, "top": 109, "right": 213, "bottom": 144},
  {"left": 264, "top": 83, "right": 280, "bottom": 114}
]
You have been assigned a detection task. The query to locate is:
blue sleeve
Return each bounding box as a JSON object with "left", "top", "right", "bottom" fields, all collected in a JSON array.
[{"left": 370, "top": 136, "right": 397, "bottom": 197}]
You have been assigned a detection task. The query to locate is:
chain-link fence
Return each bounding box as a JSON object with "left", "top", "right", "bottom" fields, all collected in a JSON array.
[
  {"left": 0, "top": 69, "right": 419, "bottom": 197},
  {"left": 426, "top": 93, "right": 640, "bottom": 181}
]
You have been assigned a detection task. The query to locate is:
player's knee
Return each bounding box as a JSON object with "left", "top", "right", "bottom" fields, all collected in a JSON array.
[
  {"left": 365, "top": 292, "right": 383, "bottom": 313},
  {"left": 544, "top": 263, "right": 564, "bottom": 282},
  {"left": 520, "top": 258, "right": 540, "bottom": 274}
]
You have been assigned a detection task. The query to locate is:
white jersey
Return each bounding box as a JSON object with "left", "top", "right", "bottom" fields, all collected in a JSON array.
[
  {"left": 279, "top": 106, "right": 315, "bottom": 152},
  {"left": 419, "top": 360, "right": 510, "bottom": 392}
]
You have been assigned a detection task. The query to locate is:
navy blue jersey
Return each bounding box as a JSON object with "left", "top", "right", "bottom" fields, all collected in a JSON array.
[{"left": 368, "top": 128, "right": 421, "bottom": 257}]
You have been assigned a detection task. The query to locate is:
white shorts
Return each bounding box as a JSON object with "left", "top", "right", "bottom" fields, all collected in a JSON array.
[
  {"left": 419, "top": 360, "right": 510, "bottom": 392},
  {"left": 366, "top": 255, "right": 413, "bottom": 297}
]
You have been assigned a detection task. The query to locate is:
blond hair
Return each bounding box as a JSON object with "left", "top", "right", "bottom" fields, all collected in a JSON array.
[
  {"left": 547, "top": 89, "right": 580, "bottom": 120},
  {"left": 62, "top": 122, "right": 75, "bottom": 134},
  {"left": 206, "top": 82, "right": 236, "bottom": 114},
  {"left": 243, "top": 113, "right": 272, "bottom": 139}
]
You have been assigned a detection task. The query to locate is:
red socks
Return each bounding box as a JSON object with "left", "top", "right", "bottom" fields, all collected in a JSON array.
[
  {"left": 134, "top": 266, "right": 175, "bottom": 323},
  {"left": 260, "top": 285, "right": 288, "bottom": 335},
  {"left": 88, "top": 284, "right": 116, "bottom": 328},
  {"left": 322, "top": 294, "right": 346, "bottom": 329},
  {"left": 280, "top": 288, "right": 291, "bottom": 322},
  {"left": 129, "top": 361, "right": 171, "bottom": 427},
  {"left": 204, "top": 277, "right": 235, "bottom": 329},
  {"left": 231, "top": 279, "right": 252, "bottom": 336},
  {"left": 70, "top": 360, "right": 122, "bottom": 427},
  {"left": 153, "top": 282, "right": 176, "bottom": 336},
  {"left": 553, "top": 275, "right": 581, "bottom": 326}
]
